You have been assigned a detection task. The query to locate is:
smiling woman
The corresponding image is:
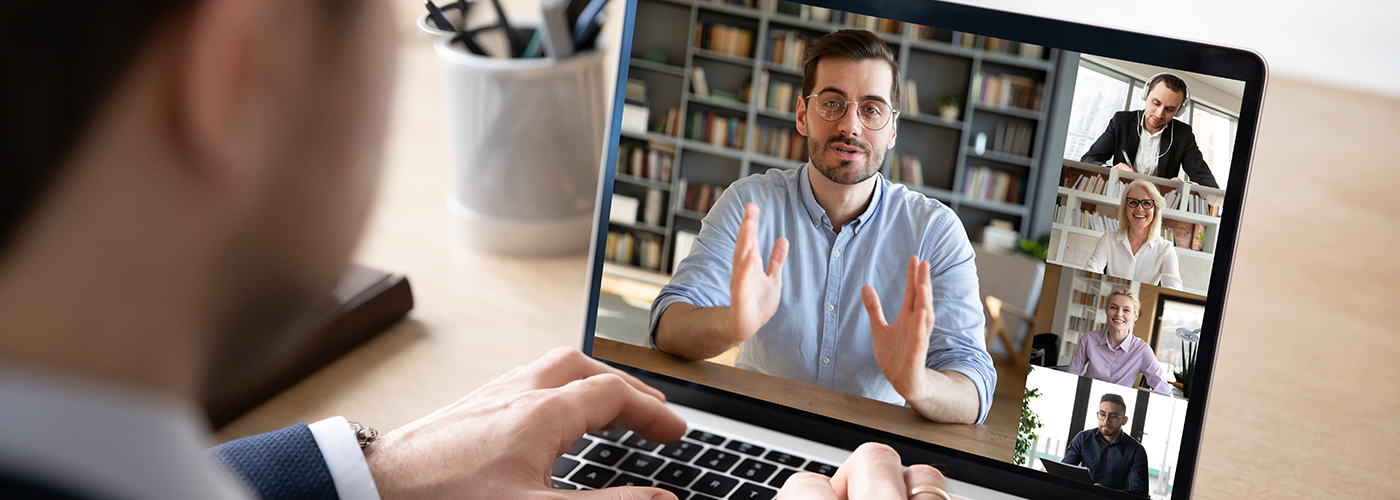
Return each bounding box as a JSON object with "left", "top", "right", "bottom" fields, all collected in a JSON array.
[{"left": 1082, "top": 179, "right": 1181, "bottom": 289}]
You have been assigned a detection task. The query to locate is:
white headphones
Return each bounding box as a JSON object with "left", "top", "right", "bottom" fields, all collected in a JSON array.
[{"left": 1142, "top": 72, "right": 1190, "bottom": 110}]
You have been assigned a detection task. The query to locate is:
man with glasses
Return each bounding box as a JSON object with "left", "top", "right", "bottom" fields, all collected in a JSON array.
[
  {"left": 649, "top": 30, "right": 995, "bottom": 424},
  {"left": 1062, "top": 394, "right": 1150, "bottom": 496}
]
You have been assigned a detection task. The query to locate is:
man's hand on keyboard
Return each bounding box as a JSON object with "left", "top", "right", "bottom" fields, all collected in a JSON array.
[
  {"left": 777, "top": 443, "right": 951, "bottom": 500},
  {"left": 363, "top": 347, "right": 688, "bottom": 499}
]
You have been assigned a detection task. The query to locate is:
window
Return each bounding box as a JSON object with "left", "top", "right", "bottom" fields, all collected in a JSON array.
[
  {"left": 1063, "top": 64, "right": 1130, "bottom": 162},
  {"left": 1190, "top": 103, "right": 1236, "bottom": 187}
]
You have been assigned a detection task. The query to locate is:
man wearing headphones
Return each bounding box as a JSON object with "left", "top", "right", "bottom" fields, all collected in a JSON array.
[{"left": 1080, "top": 73, "right": 1219, "bottom": 189}]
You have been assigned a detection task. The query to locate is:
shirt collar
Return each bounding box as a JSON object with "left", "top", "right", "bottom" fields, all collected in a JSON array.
[{"left": 798, "top": 163, "right": 886, "bottom": 231}]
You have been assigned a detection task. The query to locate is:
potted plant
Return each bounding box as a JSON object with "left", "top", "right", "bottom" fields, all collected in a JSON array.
[
  {"left": 1016, "top": 386, "right": 1044, "bottom": 466},
  {"left": 1173, "top": 328, "right": 1200, "bottom": 398},
  {"left": 937, "top": 93, "right": 961, "bottom": 121}
]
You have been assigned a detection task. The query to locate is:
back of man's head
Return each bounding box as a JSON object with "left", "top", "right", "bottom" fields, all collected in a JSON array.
[{"left": 801, "top": 29, "right": 901, "bottom": 112}]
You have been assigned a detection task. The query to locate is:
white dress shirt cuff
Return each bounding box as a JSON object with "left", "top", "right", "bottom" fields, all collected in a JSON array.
[{"left": 307, "top": 416, "right": 382, "bottom": 500}]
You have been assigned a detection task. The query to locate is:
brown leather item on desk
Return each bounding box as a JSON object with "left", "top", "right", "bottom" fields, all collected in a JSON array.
[
  {"left": 593, "top": 338, "right": 1016, "bottom": 462},
  {"left": 204, "top": 265, "right": 413, "bottom": 428}
]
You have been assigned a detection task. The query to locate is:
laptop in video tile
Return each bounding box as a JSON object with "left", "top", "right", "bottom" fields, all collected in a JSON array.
[{"left": 574, "top": 1, "right": 1265, "bottom": 498}]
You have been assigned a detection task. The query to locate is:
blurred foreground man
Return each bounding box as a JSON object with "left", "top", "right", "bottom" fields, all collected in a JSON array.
[{"left": 0, "top": 1, "right": 947, "bottom": 499}]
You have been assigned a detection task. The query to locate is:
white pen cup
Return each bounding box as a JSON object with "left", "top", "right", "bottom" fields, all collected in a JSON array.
[{"left": 416, "top": 2, "right": 468, "bottom": 40}]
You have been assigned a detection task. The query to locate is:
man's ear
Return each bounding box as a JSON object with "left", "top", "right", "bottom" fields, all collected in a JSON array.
[
  {"left": 177, "top": 0, "right": 274, "bottom": 178},
  {"left": 795, "top": 95, "right": 808, "bottom": 137}
]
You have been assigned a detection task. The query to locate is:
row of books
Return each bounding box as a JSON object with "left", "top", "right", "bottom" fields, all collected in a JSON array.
[
  {"left": 754, "top": 125, "right": 807, "bottom": 161},
  {"left": 609, "top": 190, "right": 665, "bottom": 227},
  {"left": 1162, "top": 219, "right": 1206, "bottom": 251},
  {"left": 769, "top": 3, "right": 901, "bottom": 34},
  {"left": 753, "top": 71, "right": 797, "bottom": 113},
  {"left": 888, "top": 152, "right": 924, "bottom": 186},
  {"left": 605, "top": 231, "right": 664, "bottom": 271},
  {"left": 616, "top": 141, "right": 675, "bottom": 183},
  {"left": 1164, "top": 190, "right": 1222, "bottom": 217},
  {"left": 686, "top": 111, "right": 747, "bottom": 149},
  {"left": 678, "top": 179, "right": 727, "bottom": 214},
  {"left": 990, "top": 121, "right": 1035, "bottom": 157},
  {"left": 961, "top": 166, "right": 1023, "bottom": 204},
  {"left": 651, "top": 107, "right": 682, "bottom": 137},
  {"left": 695, "top": 22, "right": 754, "bottom": 59},
  {"left": 765, "top": 30, "right": 818, "bottom": 69},
  {"left": 1070, "top": 288, "right": 1111, "bottom": 309},
  {"left": 971, "top": 72, "right": 1044, "bottom": 112},
  {"left": 689, "top": 67, "right": 747, "bottom": 104},
  {"left": 1055, "top": 205, "right": 1121, "bottom": 232},
  {"left": 1065, "top": 173, "right": 1125, "bottom": 199},
  {"left": 1066, "top": 312, "right": 1105, "bottom": 333}
]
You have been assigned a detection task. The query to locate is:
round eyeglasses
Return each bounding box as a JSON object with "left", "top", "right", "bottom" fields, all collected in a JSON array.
[
  {"left": 1125, "top": 197, "right": 1155, "bottom": 210},
  {"left": 804, "top": 91, "right": 896, "bottom": 130},
  {"left": 1096, "top": 411, "right": 1123, "bottom": 421}
]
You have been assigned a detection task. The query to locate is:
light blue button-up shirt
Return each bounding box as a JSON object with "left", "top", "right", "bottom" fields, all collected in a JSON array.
[{"left": 648, "top": 164, "right": 995, "bottom": 423}]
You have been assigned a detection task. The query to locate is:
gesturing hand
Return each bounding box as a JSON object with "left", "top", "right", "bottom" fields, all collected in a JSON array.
[
  {"left": 363, "top": 347, "right": 688, "bottom": 500},
  {"left": 861, "top": 256, "right": 935, "bottom": 404},
  {"left": 727, "top": 202, "right": 789, "bottom": 344},
  {"left": 777, "top": 442, "right": 951, "bottom": 500}
]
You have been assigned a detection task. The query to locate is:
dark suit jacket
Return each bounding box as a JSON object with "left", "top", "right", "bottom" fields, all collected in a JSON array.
[
  {"left": 1, "top": 423, "right": 337, "bottom": 500},
  {"left": 1080, "top": 110, "right": 1219, "bottom": 188}
]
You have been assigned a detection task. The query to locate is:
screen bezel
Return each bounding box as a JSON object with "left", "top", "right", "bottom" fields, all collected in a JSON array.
[{"left": 581, "top": 0, "right": 1266, "bottom": 498}]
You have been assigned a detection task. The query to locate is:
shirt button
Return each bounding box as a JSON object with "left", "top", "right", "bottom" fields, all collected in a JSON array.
[
  {"left": 826, "top": 304, "right": 835, "bottom": 311},
  {"left": 822, "top": 357, "right": 831, "bottom": 364},
  {"left": 833, "top": 251, "right": 841, "bottom": 258}
]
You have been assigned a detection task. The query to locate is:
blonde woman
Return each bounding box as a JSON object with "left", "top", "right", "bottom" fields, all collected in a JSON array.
[
  {"left": 1067, "top": 288, "right": 1171, "bottom": 396},
  {"left": 1083, "top": 179, "right": 1183, "bottom": 289}
]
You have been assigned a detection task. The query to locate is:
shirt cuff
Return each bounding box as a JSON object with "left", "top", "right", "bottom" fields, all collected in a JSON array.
[{"left": 307, "top": 416, "right": 381, "bottom": 500}]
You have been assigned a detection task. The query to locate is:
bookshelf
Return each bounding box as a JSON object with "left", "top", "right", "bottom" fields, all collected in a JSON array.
[
  {"left": 1046, "top": 160, "right": 1226, "bottom": 295},
  {"left": 606, "top": 0, "right": 1069, "bottom": 276},
  {"left": 1050, "top": 268, "right": 1137, "bottom": 366}
]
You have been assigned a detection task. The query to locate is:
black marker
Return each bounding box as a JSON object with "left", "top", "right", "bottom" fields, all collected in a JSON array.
[{"left": 424, "top": 0, "right": 454, "bottom": 31}]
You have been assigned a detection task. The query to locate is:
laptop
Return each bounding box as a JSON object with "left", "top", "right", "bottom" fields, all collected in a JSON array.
[
  {"left": 570, "top": 0, "right": 1266, "bottom": 498},
  {"left": 1041, "top": 459, "right": 1093, "bottom": 485}
]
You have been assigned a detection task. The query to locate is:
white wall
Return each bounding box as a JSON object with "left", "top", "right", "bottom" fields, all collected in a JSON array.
[{"left": 947, "top": 0, "right": 1400, "bottom": 99}]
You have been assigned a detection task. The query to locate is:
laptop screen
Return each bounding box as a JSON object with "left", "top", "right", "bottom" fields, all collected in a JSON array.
[{"left": 585, "top": 1, "right": 1262, "bottom": 498}]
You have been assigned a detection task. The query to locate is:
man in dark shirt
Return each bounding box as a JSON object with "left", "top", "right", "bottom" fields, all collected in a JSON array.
[{"left": 1063, "top": 393, "right": 1150, "bottom": 496}]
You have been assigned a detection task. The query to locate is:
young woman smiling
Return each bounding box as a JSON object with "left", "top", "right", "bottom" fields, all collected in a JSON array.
[{"left": 1083, "top": 179, "right": 1183, "bottom": 289}]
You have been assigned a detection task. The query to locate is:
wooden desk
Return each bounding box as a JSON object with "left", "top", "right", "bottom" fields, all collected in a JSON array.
[
  {"left": 217, "top": 2, "right": 1400, "bottom": 498},
  {"left": 594, "top": 338, "right": 1015, "bottom": 462}
]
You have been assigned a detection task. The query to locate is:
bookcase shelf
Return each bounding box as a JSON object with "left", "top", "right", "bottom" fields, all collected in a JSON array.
[{"left": 609, "top": 0, "right": 1066, "bottom": 276}]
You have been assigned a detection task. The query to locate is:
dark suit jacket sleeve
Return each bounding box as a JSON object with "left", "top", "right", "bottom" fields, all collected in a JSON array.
[
  {"left": 206, "top": 423, "right": 338, "bottom": 500},
  {"left": 1174, "top": 124, "right": 1219, "bottom": 188},
  {"left": 1125, "top": 444, "right": 1150, "bottom": 497},
  {"left": 1079, "top": 112, "right": 1125, "bottom": 165}
]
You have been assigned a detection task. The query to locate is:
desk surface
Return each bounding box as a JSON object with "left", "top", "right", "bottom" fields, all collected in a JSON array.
[{"left": 215, "top": 3, "right": 1400, "bottom": 498}]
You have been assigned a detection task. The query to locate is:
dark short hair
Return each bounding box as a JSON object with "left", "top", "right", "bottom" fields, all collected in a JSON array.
[
  {"left": 801, "top": 29, "right": 901, "bottom": 113},
  {"left": 1146, "top": 73, "right": 1189, "bottom": 104},
  {"left": 0, "top": 0, "right": 344, "bottom": 257},
  {"left": 1101, "top": 393, "right": 1128, "bottom": 413}
]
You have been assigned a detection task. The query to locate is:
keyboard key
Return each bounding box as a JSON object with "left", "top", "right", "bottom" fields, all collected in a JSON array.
[
  {"left": 607, "top": 473, "right": 654, "bottom": 488},
  {"left": 567, "top": 437, "right": 594, "bottom": 456},
  {"left": 691, "top": 473, "right": 739, "bottom": 497},
  {"left": 762, "top": 451, "right": 805, "bottom": 468},
  {"left": 658, "top": 440, "right": 704, "bottom": 462},
  {"left": 590, "top": 427, "right": 629, "bottom": 442},
  {"left": 687, "top": 429, "right": 727, "bottom": 445},
  {"left": 732, "top": 459, "right": 777, "bottom": 482},
  {"left": 550, "top": 479, "right": 576, "bottom": 490},
  {"left": 768, "top": 468, "right": 799, "bottom": 488},
  {"left": 569, "top": 464, "right": 616, "bottom": 489},
  {"left": 655, "top": 462, "right": 702, "bottom": 487},
  {"left": 552, "top": 457, "right": 580, "bottom": 478},
  {"left": 583, "top": 442, "right": 628, "bottom": 466},
  {"left": 723, "top": 440, "right": 765, "bottom": 456},
  {"left": 619, "top": 452, "right": 666, "bottom": 476},
  {"left": 623, "top": 433, "right": 663, "bottom": 452},
  {"left": 804, "top": 461, "right": 837, "bottom": 477},
  {"left": 692, "top": 496, "right": 720, "bottom": 500},
  {"left": 656, "top": 483, "right": 690, "bottom": 500},
  {"left": 695, "top": 449, "right": 741, "bottom": 472},
  {"left": 730, "top": 482, "right": 778, "bottom": 500}
]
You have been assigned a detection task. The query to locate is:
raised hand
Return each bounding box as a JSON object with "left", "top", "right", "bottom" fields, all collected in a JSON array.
[
  {"left": 727, "top": 202, "right": 789, "bottom": 343},
  {"left": 861, "top": 256, "right": 936, "bottom": 404}
]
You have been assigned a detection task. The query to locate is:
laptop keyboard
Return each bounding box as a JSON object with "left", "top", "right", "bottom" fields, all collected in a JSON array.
[{"left": 551, "top": 426, "right": 838, "bottom": 499}]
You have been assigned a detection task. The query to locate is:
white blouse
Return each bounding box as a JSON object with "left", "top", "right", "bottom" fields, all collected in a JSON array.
[{"left": 1084, "top": 231, "right": 1183, "bottom": 289}]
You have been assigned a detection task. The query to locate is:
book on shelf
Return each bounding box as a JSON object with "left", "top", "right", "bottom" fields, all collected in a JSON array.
[
  {"left": 991, "top": 122, "right": 1034, "bottom": 157},
  {"left": 610, "top": 194, "right": 638, "bottom": 225},
  {"left": 888, "top": 152, "right": 923, "bottom": 187},
  {"left": 961, "top": 166, "right": 1021, "bottom": 203},
  {"left": 756, "top": 125, "right": 807, "bottom": 161},
  {"left": 971, "top": 72, "right": 1044, "bottom": 112},
  {"left": 1161, "top": 219, "right": 1205, "bottom": 251},
  {"left": 672, "top": 230, "right": 698, "bottom": 270},
  {"left": 753, "top": 71, "right": 769, "bottom": 108},
  {"left": 621, "top": 78, "right": 650, "bottom": 133},
  {"left": 651, "top": 107, "right": 681, "bottom": 137},
  {"left": 1055, "top": 201, "right": 1119, "bottom": 232},
  {"left": 1067, "top": 311, "right": 1105, "bottom": 333},
  {"left": 687, "top": 111, "right": 745, "bottom": 149},
  {"left": 1065, "top": 171, "right": 1123, "bottom": 199},
  {"left": 643, "top": 188, "right": 664, "bottom": 226},
  {"left": 605, "top": 231, "right": 664, "bottom": 271},
  {"left": 1168, "top": 191, "right": 1222, "bottom": 217},
  {"left": 903, "top": 80, "right": 920, "bottom": 115},
  {"left": 1071, "top": 288, "right": 1108, "bottom": 309},
  {"left": 691, "top": 67, "right": 710, "bottom": 98},
  {"left": 617, "top": 141, "right": 675, "bottom": 182},
  {"left": 763, "top": 77, "right": 796, "bottom": 114},
  {"left": 696, "top": 22, "right": 753, "bottom": 58},
  {"left": 682, "top": 180, "right": 727, "bottom": 214},
  {"left": 766, "top": 30, "right": 817, "bottom": 69}
]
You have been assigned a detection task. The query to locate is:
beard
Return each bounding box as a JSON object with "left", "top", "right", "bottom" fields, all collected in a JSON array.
[{"left": 807, "top": 132, "right": 884, "bottom": 186}]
